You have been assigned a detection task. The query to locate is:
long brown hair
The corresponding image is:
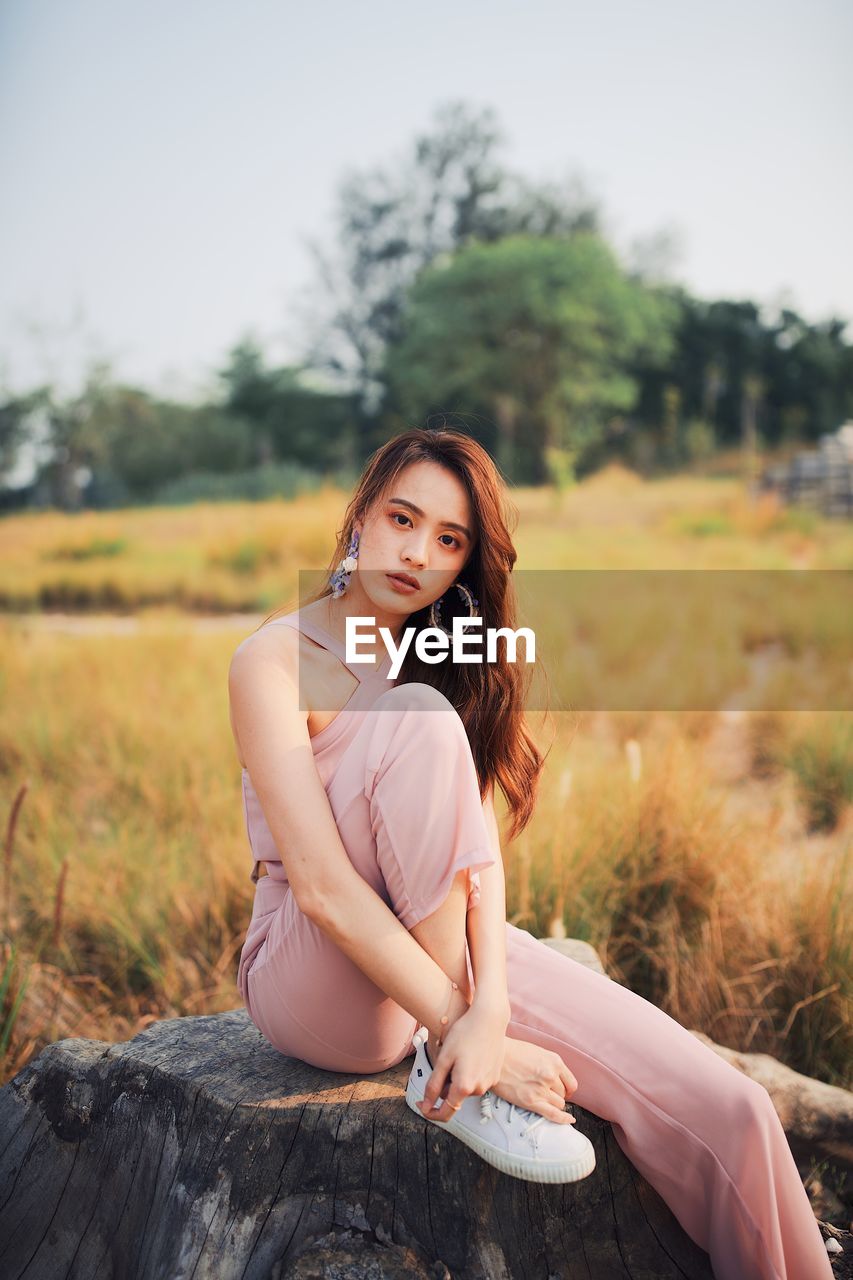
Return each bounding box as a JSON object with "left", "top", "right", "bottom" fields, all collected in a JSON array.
[{"left": 263, "top": 426, "right": 546, "bottom": 839}]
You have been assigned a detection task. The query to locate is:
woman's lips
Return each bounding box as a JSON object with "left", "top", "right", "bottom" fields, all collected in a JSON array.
[{"left": 386, "top": 573, "right": 419, "bottom": 594}]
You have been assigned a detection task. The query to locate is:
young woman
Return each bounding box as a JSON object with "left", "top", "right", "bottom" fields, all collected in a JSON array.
[{"left": 229, "top": 427, "right": 832, "bottom": 1280}]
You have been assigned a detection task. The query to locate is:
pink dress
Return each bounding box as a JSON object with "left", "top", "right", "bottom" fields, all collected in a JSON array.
[{"left": 236, "top": 609, "right": 832, "bottom": 1280}]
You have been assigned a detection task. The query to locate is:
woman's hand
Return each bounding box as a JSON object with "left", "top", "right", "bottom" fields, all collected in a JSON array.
[
  {"left": 491, "top": 1036, "right": 579, "bottom": 1125},
  {"left": 417, "top": 1001, "right": 508, "bottom": 1124},
  {"left": 419, "top": 1025, "right": 579, "bottom": 1128}
]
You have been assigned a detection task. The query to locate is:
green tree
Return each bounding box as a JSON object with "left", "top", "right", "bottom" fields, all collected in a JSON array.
[
  {"left": 383, "top": 233, "right": 678, "bottom": 482},
  {"left": 31, "top": 362, "right": 117, "bottom": 510},
  {"left": 302, "top": 100, "right": 603, "bottom": 430},
  {"left": 764, "top": 312, "right": 852, "bottom": 442},
  {"left": 78, "top": 383, "right": 254, "bottom": 501},
  {"left": 634, "top": 298, "right": 853, "bottom": 457},
  {"left": 0, "top": 387, "right": 50, "bottom": 492},
  {"left": 218, "top": 337, "right": 357, "bottom": 471}
]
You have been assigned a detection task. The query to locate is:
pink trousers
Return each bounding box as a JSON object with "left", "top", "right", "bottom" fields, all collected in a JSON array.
[{"left": 241, "top": 683, "right": 832, "bottom": 1280}]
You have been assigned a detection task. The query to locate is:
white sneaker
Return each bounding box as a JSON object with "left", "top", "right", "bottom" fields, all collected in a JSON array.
[{"left": 405, "top": 1026, "right": 596, "bottom": 1184}]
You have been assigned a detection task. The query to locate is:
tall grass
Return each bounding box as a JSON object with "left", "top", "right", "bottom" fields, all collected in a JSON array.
[
  {"left": 3, "top": 472, "right": 852, "bottom": 612},
  {"left": 0, "top": 471, "right": 850, "bottom": 1094},
  {"left": 520, "top": 716, "right": 851, "bottom": 1088},
  {"left": 0, "top": 621, "right": 849, "bottom": 1090}
]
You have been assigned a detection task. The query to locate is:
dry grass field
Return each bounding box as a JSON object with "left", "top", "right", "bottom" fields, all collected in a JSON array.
[{"left": 1, "top": 465, "right": 850, "bottom": 1116}]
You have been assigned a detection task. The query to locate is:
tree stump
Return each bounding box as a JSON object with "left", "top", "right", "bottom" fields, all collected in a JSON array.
[
  {"left": 0, "top": 1007, "right": 716, "bottom": 1280},
  {"left": 1, "top": 939, "right": 842, "bottom": 1278}
]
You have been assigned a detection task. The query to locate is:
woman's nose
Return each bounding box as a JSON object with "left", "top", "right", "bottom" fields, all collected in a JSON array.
[{"left": 403, "top": 538, "right": 429, "bottom": 568}]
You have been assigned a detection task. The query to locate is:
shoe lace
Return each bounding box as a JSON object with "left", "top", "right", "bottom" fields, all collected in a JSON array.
[
  {"left": 478, "top": 1089, "right": 548, "bottom": 1151},
  {"left": 415, "top": 1031, "right": 552, "bottom": 1154}
]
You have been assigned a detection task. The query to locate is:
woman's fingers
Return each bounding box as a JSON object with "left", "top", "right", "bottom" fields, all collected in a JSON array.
[
  {"left": 558, "top": 1063, "right": 578, "bottom": 1098},
  {"left": 525, "top": 1086, "right": 576, "bottom": 1125},
  {"left": 419, "top": 1045, "right": 481, "bottom": 1124},
  {"left": 419, "top": 1051, "right": 579, "bottom": 1128},
  {"left": 419, "top": 1049, "right": 461, "bottom": 1122},
  {"left": 423, "top": 1077, "right": 469, "bottom": 1124},
  {"left": 547, "top": 1087, "right": 576, "bottom": 1122},
  {"left": 542, "top": 1100, "right": 577, "bottom": 1124}
]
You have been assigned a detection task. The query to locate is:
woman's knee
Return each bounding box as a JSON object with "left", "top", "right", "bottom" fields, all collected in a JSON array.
[
  {"left": 364, "top": 680, "right": 475, "bottom": 788},
  {"left": 719, "top": 1068, "right": 781, "bottom": 1145},
  {"left": 374, "top": 680, "right": 460, "bottom": 719},
  {"left": 362, "top": 682, "right": 494, "bottom": 930}
]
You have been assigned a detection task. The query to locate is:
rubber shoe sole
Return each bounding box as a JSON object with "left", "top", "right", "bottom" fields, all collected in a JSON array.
[{"left": 405, "top": 1030, "right": 596, "bottom": 1185}]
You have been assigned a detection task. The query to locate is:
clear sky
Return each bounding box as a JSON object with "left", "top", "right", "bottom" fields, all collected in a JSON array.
[{"left": 1, "top": 0, "right": 851, "bottom": 402}]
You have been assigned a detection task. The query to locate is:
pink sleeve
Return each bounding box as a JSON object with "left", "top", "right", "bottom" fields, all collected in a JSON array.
[{"left": 467, "top": 783, "right": 501, "bottom": 911}]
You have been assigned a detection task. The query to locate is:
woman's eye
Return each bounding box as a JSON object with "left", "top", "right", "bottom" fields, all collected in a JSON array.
[{"left": 390, "top": 512, "right": 460, "bottom": 550}]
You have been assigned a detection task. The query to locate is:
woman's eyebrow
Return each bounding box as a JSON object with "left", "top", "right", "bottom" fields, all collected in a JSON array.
[{"left": 387, "top": 496, "right": 471, "bottom": 541}]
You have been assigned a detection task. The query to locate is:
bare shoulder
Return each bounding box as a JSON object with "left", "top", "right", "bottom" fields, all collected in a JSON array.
[
  {"left": 229, "top": 619, "right": 301, "bottom": 681},
  {"left": 230, "top": 619, "right": 335, "bottom": 690},
  {"left": 228, "top": 622, "right": 306, "bottom": 768}
]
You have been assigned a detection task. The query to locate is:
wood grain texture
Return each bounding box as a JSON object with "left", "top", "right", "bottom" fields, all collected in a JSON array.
[
  {"left": 0, "top": 1003, "right": 719, "bottom": 1279},
  {"left": 3, "top": 938, "right": 844, "bottom": 1276}
]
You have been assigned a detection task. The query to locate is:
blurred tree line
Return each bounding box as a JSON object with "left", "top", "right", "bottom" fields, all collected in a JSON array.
[{"left": 2, "top": 101, "right": 851, "bottom": 511}]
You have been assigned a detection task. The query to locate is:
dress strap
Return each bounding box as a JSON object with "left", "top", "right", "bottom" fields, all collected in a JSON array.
[{"left": 266, "top": 610, "right": 391, "bottom": 683}]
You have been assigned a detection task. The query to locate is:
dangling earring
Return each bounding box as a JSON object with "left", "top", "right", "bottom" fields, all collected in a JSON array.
[
  {"left": 329, "top": 528, "right": 360, "bottom": 597},
  {"left": 428, "top": 580, "right": 479, "bottom": 636}
]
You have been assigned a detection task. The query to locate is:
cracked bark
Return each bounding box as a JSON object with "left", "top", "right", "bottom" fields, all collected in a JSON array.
[
  {"left": 4, "top": 940, "right": 845, "bottom": 1277},
  {"left": 0, "top": 1005, "right": 724, "bottom": 1279}
]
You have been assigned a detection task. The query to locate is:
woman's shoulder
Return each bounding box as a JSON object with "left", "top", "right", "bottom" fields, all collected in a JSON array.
[
  {"left": 227, "top": 622, "right": 310, "bottom": 770},
  {"left": 230, "top": 613, "right": 347, "bottom": 691},
  {"left": 230, "top": 617, "right": 303, "bottom": 682}
]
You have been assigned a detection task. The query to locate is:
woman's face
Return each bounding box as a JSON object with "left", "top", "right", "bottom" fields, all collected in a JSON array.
[{"left": 353, "top": 460, "right": 476, "bottom": 617}]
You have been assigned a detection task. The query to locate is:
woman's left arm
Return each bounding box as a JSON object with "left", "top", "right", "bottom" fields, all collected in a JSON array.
[{"left": 465, "top": 784, "right": 512, "bottom": 1021}]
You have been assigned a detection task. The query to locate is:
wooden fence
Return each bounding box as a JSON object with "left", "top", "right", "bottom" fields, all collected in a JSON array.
[{"left": 755, "top": 422, "right": 853, "bottom": 519}]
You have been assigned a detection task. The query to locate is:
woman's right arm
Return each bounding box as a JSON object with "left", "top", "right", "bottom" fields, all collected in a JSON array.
[{"left": 228, "top": 627, "right": 479, "bottom": 1042}]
